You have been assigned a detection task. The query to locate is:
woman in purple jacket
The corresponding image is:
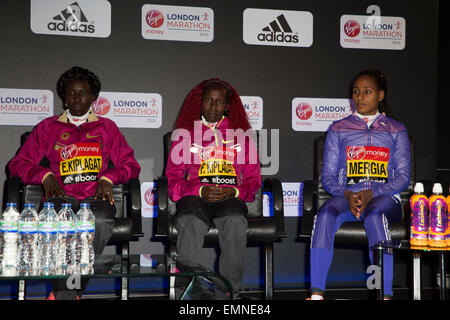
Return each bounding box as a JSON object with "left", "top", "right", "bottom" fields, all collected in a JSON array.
[
  {"left": 308, "top": 70, "right": 411, "bottom": 300},
  {"left": 9, "top": 66, "right": 140, "bottom": 299}
]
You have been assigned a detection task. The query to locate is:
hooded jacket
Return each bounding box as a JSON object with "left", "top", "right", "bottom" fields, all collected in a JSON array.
[
  {"left": 9, "top": 111, "right": 141, "bottom": 201},
  {"left": 165, "top": 117, "right": 261, "bottom": 202},
  {"left": 322, "top": 113, "right": 411, "bottom": 199}
]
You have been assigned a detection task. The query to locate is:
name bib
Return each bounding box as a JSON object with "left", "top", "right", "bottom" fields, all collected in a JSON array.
[
  {"left": 346, "top": 145, "right": 389, "bottom": 185},
  {"left": 59, "top": 143, "right": 102, "bottom": 185},
  {"left": 195, "top": 145, "right": 238, "bottom": 186}
]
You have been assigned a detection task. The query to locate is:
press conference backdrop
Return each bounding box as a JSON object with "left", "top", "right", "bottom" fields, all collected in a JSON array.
[{"left": 0, "top": 0, "right": 441, "bottom": 297}]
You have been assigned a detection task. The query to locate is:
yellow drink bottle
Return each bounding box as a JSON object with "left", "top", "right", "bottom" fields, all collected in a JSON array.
[
  {"left": 410, "top": 182, "right": 429, "bottom": 247},
  {"left": 428, "top": 183, "right": 447, "bottom": 248}
]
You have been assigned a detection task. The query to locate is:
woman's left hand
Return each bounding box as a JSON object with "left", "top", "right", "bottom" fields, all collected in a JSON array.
[
  {"left": 95, "top": 179, "right": 115, "bottom": 205},
  {"left": 355, "top": 189, "right": 373, "bottom": 216}
]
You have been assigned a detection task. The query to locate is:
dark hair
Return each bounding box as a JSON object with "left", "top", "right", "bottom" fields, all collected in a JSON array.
[
  {"left": 350, "top": 69, "right": 393, "bottom": 118},
  {"left": 174, "top": 78, "right": 251, "bottom": 131},
  {"left": 56, "top": 66, "right": 101, "bottom": 108}
]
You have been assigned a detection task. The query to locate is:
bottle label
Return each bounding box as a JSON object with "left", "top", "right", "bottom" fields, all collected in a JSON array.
[
  {"left": 58, "top": 221, "right": 75, "bottom": 233},
  {"left": 429, "top": 198, "right": 447, "bottom": 240},
  {"left": 77, "top": 220, "right": 95, "bottom": 232},
  {"left": 410, "top": 196, "right": 428, "bottom": 239},
  {"left": 0, "top": 221, "right": 18, "bottom": 233},
  {"left": 39, "top": 221, "right": 58, "bottom": 234},
  {"left": 19, "top": 221, "right": 38, "bottom": 234}
]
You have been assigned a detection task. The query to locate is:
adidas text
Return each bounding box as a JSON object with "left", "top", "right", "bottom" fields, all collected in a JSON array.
[
  {"left": 257, "top": 32, "right": 299, "bottom": 43},
  {"left": 47, "top": 21, "right": 95, "bottom": 33}
]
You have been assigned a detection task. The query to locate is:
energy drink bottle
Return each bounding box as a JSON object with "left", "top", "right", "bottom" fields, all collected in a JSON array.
[
  {"left": 410, "top": 182, "right": 429, "bottom": 247},
  {"left": 428, "top": 183, "right": 447, "bottom": 248},
  {"left": 446, "top": 188, "right": 450, "bottom": 247}
]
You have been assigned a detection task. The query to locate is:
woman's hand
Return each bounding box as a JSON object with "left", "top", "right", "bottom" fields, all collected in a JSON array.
[
  {"left": 201, "top": 186, "right": 236, "bottom": 202},
  {"left": 95, "top": 179, "right": 115, "bottom": 205},
  {"left": 43, "top": 174, "right": 66, "bottom": 199},
  {"left": 344, "top": 189, "right": 373, "bottom": 220}
]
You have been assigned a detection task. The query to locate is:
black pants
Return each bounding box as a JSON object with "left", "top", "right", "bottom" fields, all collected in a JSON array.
[
  {"left": 174, "top": 195, "right": 248, "bottom": 296},
  {"left": 47, "top": 195, "right": 115, "bottom": 300}
]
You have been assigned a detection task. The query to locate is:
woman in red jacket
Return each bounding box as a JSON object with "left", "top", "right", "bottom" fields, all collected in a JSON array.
[
  {"left": 9, "top": 66, "right": 140, "bottom": 299},
  {"left": 165, "top": 79, "right": 261, "bottom": 299}
]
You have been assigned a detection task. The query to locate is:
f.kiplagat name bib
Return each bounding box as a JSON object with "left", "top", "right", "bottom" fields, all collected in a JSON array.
[
  {"left": 346, "top": 145, "right": 389, "bottom": 185},
  {"left": 190, "top": 144, "right": 240, "bottom": 186},
  {"left": 59, "top": 143, "right": 102, "bottom": 185}
]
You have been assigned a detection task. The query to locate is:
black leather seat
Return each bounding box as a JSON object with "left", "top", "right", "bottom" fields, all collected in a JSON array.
[
  {"left": 6, "top": 131, "right": 143, "bottom": 299},
  {"left": 300, "top": 134, "right": 415, "bottom": 245},
  {"left": 155, "top": 131, "right": 286, "bottom": 300}
]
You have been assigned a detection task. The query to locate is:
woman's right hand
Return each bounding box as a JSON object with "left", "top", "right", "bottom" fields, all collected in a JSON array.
[
  {"left": 344, "top": 190, "right": 361, "bottom": 220},
  {"left": 201, "top": 185, "right": 227, "bottom": 202},
  {"left": 42, "top": 173, "right": 66, "bottom": 199}
]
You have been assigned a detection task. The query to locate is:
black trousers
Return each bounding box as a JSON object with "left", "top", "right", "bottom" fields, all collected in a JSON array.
[
  {"left": 174, "top": 195, "right": 248, "bottom": 296},
  {"left": 47, "top": 195, "right": 115, "bottom": 299}
]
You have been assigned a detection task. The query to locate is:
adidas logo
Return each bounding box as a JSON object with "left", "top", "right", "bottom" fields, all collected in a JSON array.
[
  {"left": 47, "top": 2, "right": 95, "bottom": 33},
  {"left": 258, "top": 14, "right": 299, "bottom": 43},
  {"left": 348, "top": 179, "right": 355, "bottom": 185},
  {"left": 201, "top": 178, "right": 209, "bottom": 183}
]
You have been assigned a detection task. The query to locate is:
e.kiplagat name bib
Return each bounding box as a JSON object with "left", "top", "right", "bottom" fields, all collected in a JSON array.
[
  {"left": 59, "top": 143, "right": 102, "bottom": 185},
  {"left": 346, "top": 145, "right": 389, "bottom": 185},
  {"left": 191, "top": 144, "right": 240, "bottom": 186}
]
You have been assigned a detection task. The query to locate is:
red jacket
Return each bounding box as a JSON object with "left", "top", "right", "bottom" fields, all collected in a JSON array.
[
  {"left": 9, "top": 111, "right": 140, "bottom": 201},
  {"left": 165, "top": 117, "right": 261, "bottom": 202}
]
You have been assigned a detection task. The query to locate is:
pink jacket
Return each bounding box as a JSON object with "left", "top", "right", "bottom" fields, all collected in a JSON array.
[
  {"left": 9, "top": 111, "right": 141, "bottom": 201},
  {"left": 165, "top": 117, "right": 261, "bottom": 202}
]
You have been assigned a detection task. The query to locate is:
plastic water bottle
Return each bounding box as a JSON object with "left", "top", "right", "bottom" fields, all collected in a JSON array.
[
  {"left": 57, "top": 203, "right": 76, "bottom": 275},
  {"left": 18, "top": 203, "right": 39, "bottom": 276},
  {"left": 38, "top": 202, "right": 59, "bottom": 275},
  {"left": 0, "top": 203, "right": 20, "bottom": 276},
  {"left": 75, "top": 203, "right": 95, "bottom": 275}
]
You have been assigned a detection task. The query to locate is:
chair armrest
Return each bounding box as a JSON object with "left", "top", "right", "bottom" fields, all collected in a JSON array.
[
  {"left": 262, "top": 178, "right": 286, "bottom": 237},
  {"left": 7, "top": 176, "right": 23, "bottom": 206},
  {"left": 123, "top": 178, "right": 144, "bottom": 238},
  {"left": 155, "top": 175, "right": 169, "bottom": 237},
  {"left": 300, "top": 179, "right": 315, "bottom": 237}
]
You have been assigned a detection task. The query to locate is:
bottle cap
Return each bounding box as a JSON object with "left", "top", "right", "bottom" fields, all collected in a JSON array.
[
  {"left": 62, "top": 203, "right": 72, "bottom": 208},
  {"left": 24, "top": 203, "right": 35, "bottom": 208},
  {"left": 414, "top": 182, "right": 424, "bottom": 193},
  {"left": 6, "top": 202, "right": 16, "bottom": 207},
  {"left": 80, "top": 203, "right": 90, "bottom": 208},
  {"left": 44, "top": 202, "right": 54, "bottom": 208},
  {"left": 432, "top": 183, "right": 443, "bottom": 194}
]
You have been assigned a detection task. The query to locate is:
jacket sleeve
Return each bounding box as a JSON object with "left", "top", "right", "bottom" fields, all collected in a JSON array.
[
  {"left": 234, "top": 136, "right": 261, "bottom": 202},
  {"left": 8, "top": 122, "right": 53, "bottom": 185},
  {"left": 165, "top": 138, "right": 204, "bottom": 202},
  {"left": 98, "top": 124, "right": 141, "bottom": 185},
  {"left": 370, "top": 126, "right": 411, "bottom": 198}
]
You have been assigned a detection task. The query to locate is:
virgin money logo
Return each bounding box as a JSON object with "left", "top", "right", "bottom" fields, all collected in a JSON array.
[
  {"left": 347, "top": 146, "right": 366, "bottom": 160},
  {"left": 144, "top": 188, "right": 154, "bottom": 206},
  {"left": 61, "top": 144, "right": 78, "bottom": 160},
  {"left": 92, "top": 97, "right": 110, "bottom": 116},
  {"left": 296, "top": 103, "right": 312, "bottom": 120},
  {"left": 344, "top": 20, "right": 360, "bottom": 37},
  {"left": 146, "top": 10, "right": 164, "bottom": 28},
  {"left": 199, "top": 146, "right": 216, "bottom": 161}
]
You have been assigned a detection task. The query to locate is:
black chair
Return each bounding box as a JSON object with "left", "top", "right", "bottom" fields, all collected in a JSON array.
[
  {"left": 300, "top": 134, "right": 415, "bottom": 243},
  {"left": 6, "top": 131, "right": 144, "bottom": 300},
  {"left": 155, "top": 131, "right": 286, "bottom": 300}
]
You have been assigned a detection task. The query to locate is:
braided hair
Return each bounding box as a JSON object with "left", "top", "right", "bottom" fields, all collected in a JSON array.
[{"left": 174, "top": 79, "right": 251, "bottom": 131}]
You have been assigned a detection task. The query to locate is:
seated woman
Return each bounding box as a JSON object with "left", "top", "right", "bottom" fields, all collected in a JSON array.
[
  {"left": 309, "top": 70, "right": 411, "bottom": 300},
  {"left": 9, "top": 66, "right": 141, "bottom": 300},
  {"left": 165, "top": 79, "right": 261, "bottom": 299}
]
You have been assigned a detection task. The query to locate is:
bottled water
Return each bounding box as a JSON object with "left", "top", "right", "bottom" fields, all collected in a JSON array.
[
  {"left": 18, "top": 203, "right": 39, "bottom": 276},
  {"left": 75, "top": 203, "right": 95, "bottom": 275},
  {"left": 0, "top": 203, "right": 20, "bottom": 276},
  {"left": 38, "top": 202, "right": 59, "bottom": 275},
  {"left": 57, "top": 203, "right": 76, "bottom": 275}
]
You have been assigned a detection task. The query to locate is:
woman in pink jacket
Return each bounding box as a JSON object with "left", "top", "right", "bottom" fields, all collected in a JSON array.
[
  {"left": 165, "top": 79, "right": 261, "bottom": 299},
  {"left": 9, "top": 66, "right": 140, "bottom": 299}
]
